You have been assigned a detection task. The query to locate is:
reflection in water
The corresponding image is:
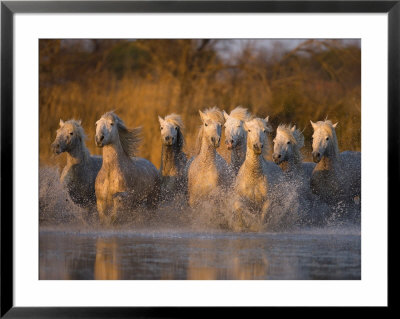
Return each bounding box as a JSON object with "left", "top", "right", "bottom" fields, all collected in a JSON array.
[
  {"left": 94, "top": 238, "right": 121, "bottom": 280},
  {"left": 186, "top": 240, "right": 269, "bottom": 280},
  {"left": 39, "top": 230, "right": 361, "bottom": 280}
]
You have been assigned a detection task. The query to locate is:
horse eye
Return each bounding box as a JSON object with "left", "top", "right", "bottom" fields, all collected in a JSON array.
[
  {"left": 110, "top": 122, "right": 114, "bottom": 126},
  {"left": 248, "top": 129, "right": 251, "bottom": 132},
  {"left": 175, "top": 127, "right": 178, "bottom": 130},
  {"left": 205, "top": 123, "right": 208, "bottom": 127},
  {"left": 326, "top": 137, "right": 329, "bottom": 141},
  {"left": 160, "top": 127, "right": 163, "bottom": 130},
  {"left": 287, "top": 141, "right": 290, "bottom": 145},
  {"left": 70, "top": 132, "right": 73, "bottom": 136}
]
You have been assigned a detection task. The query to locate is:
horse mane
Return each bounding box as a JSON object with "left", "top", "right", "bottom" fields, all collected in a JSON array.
[
  {"left": 164, "top": 113, "right": 184, "bottom": 150},
  {"left": 164, "top": 113, "right": 184, "bottom": 130},
  {"left": 104, "top": 112, "right": 142, "bottom": 157},
  {"left": 195, "top": 107, "right": 224, "bottom": 155},
  {"left": 229, "top": 106, "right": 252, "bottom": 121}
]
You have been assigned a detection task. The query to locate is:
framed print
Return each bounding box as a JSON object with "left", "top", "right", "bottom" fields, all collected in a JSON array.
[{"left": 1, "top": 0, "right": 395, "bottom": 317}]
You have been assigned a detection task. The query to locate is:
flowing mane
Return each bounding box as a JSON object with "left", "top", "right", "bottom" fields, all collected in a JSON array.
[
  {"left": 104, "top": 111, "right": 142, "bottom": 157},
  {"left": 164, "top": 113, "right": 184, "bottom": 130},
  {"left": 164, "top": 113, "right": 184, "bottom": 150},
  {"left": 195, "top": 107, "right": 224, "bottom": 154},
  {"left": 229, "top": 106, "right": 252, "bottom": 121}
]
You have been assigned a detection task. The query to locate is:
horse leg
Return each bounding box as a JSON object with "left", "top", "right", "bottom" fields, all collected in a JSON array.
[
  {"left": 97, "top": 199, "right": 108, "bottom": 225},
  {"left": 188, "top": 193, "right": 196, "bottom": 209},
  {"left": 260, "top": 200, "right": 270, "bottom": 224},
  {"left": 111, "top": 192, "right": 128, "bottom": 224},
  {"left": 146, "top": 181, "right": 161, "bottom": 209},
  {"left": 232, "top": 199, "right": 246, "bottom": 231}
]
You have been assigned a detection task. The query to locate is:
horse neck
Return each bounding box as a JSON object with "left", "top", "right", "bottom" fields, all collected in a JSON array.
[
  {"left": 279, "top": 150, "right": 302, "bottom": 173},
  {"left": 66, "top": 139, "right": 91, "bottom": 166},
  {"left": 318, "top": 142, "right": 340, "bottom": 170},
  {"left": 198, "top": 134, "right": 217, "bottom": 165},
  {"left": 244, "top": 148, "right": 263, "bottom": 176},
  {"left": 231, "top": 141, "right": 246, "bottom": 171},
  {"left": 160, "top": 143, "right": 182, "bottom": 176},
  {"left": 101, "top": 138, "right": 131, "bottom": 168}
]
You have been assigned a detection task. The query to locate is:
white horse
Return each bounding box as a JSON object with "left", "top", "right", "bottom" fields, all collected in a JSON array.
[
  {"left": 271, "top": 124, "right": 330, "bottom": 226},
  {"left": 273, "top": 124, "right": 315, "bottom": 181},
  {"left": 158, "top": 113, "right": 188, "bottom": 200},
  {"left": 51, "top": 119, "right": 102, "bottom": 212},
  {"left": 310, "top": 120, "right": 361, "bottom": 206},
  {"left": 223, "top": 106, "right": 252, "bottom": 174},
  {"left": 233, "top": 117, "right": 282, "bottom": 228},
  {"left": 95, "top": 111, "right": 160, "bottom": 224},
  {"left": 187, "top": 107, "right": 233, "bottom": 207}
]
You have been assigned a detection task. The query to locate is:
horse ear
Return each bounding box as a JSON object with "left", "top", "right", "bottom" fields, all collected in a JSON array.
[
  {"left": 77, "top": 120, "right": 82, "bottom": 126},
  {"left": 199, "top": 110, "right": 205, "bottom": 122},
  {"left": 310, "top": 120, "right": 317, "bottom": 129},
  {"left": 332, "top": 122, "right": 338, "bottom": 128},
  {"left": 158, "top": 115, "right": 164, "bottom": 126},
  {"left": 223, "top": 110, "right": 229, "bottom": 121},
  {"left": 264, "top": 116, "right": 273, "bottom": 133},
  {"left": 291, "top": 125, "right": 296, "bottom": 132},
  {"left": 59, "top": 119, "right": 64, "bottom": 127}
]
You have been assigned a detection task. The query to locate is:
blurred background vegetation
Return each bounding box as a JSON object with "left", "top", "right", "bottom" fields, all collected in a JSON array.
[{"left": 39, "top": 39, "right": 360, "bottom": 167}]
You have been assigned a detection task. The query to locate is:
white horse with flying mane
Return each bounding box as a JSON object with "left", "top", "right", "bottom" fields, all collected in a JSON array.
[
  {"left": 187, "top": 107, "right": 233, "bottom": 207},
  {"left": 94, "top": 111, "right": 160, "bottom": 224},
  {"left": 158, "top": 113, "right": 188, "bottom": 200},
  {"left": 232, "top": 117, "right": 282, "bottom": 228},
  {"left": 223, "top": 106, "right": 252, "bottom": 175},
  {"left": 51, "top": 119, "right": 102, "bottom": 212},
  {"left": 310, "top": 119, "right": 361, "bottom": 206}
]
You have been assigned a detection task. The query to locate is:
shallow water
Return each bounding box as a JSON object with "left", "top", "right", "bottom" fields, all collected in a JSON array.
[
  {"left": 39, "top": 166, "right": 361, "bottom": 280},
  {"left": 39, "top": 228, "right": 360, "bottom": 280}
]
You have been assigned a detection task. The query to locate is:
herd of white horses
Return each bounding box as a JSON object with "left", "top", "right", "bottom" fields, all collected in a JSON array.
[{"left": 51, "top": 106, "right": 361, "bottom": 229}]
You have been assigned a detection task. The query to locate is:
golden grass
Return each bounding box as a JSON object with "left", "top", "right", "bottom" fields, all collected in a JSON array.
[{"left": 39, "top": 40, "right": 361, "bottom": 168}]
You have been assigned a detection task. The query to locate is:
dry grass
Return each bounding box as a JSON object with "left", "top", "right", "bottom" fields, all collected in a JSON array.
[{"left": 40, "top": 39, "right": 361, "bottom": 168}]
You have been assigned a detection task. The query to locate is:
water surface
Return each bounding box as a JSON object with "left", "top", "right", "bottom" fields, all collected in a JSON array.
[{"left": 40, "top": 228, "right": 360, "bottom": 280}]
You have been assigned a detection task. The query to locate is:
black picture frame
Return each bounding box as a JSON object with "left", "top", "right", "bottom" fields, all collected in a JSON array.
[{"left": 1, "top": 1, "right": 395, "bottom": 317}]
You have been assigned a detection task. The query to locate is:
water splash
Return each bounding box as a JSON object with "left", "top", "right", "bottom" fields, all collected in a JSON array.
[{"left": 39, "top": 166, "right": 360, "bottom": 233}]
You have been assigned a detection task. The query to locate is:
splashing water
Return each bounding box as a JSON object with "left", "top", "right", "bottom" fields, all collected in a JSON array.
[
  {"left": 39, "top": 166, "right": 360, "bottom": 231},
  {"left": 39, "top": 165, "right": 360, "bottom": 280}
]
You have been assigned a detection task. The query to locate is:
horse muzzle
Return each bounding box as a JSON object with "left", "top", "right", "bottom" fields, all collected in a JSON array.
[
  {"left": 272, "top": 153, "right": 282, "bottom": 164},
  {"left": 163, "top": 136, "right": 174, "bottom": 146},
  {"left": 312, "top": 152, "right": 321, "bottom": 163},
  {"left": 51, "top": 142, "right": 62, "bottom": 154},
  {"left": 95, "top": 135, "right": 105, "bottom": 147},
  {"left": 211, "top": 137, "right": 220, "bottom": 148},
  {"left": 253, "top": 144, "right": 263, "bottom": 154},
  {"left": 225, "top": 139, "right": 235, "bottom": 150}
]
